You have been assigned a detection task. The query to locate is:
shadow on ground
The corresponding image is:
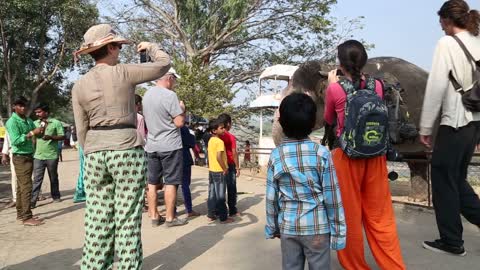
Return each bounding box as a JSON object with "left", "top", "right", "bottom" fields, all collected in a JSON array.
[
  {"left": 143, "top": 194, "right": 263, "bottom": 270},
  {"left": 3, "top": 248, "right": 82, "bottom": 270}
]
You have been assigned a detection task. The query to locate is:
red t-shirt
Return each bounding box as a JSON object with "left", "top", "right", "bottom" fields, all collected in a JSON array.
[
  {"left": 220, "top": 131, "right": 237, "bottom": 165},
  {"left": 324, "top": 80, "right": 384, "bottom": 137}
]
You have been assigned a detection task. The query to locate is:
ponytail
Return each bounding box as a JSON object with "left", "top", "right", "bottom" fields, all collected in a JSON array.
[
  {"left": 337, "top": 40, "right": 368, "bottom": 88},
  {"left": 438, "top": 0, "right": 480, "bottom": 36},
  {"left": 467, "top": 9, "right": 480, "bottom": 36}
]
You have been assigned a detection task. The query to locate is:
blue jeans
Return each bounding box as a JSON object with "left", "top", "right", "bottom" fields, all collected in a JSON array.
[
  {"left": 207, "top": 171, "right": 227, "bottom": 221},
  {"left": 226, "top": 164, "right": 237, "bottom": 215},
  {"left": 280, "top": 234, "right": 331, "bottom": 270},
  {"left": 181, "top": 165, "right": 193, "bottom": 213},
  {"left": 31, "top": 158, "right": 61, "bottom": 204}
]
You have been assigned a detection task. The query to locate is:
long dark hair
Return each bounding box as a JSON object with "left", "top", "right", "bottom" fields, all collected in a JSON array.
[
  {"left": 438, "top": 0, "right": 480, "bottom": 36},
  {"left": 337, "top": 40, "right": 368, "bottom": 88}
]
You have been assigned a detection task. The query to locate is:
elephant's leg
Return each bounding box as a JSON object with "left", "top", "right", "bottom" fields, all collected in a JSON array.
[{"left": 407, "top": 161, "right": 429, "bottom": 202}]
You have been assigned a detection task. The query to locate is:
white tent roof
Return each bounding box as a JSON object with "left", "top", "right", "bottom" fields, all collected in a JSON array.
[
  {"left": 259, "top": 64, "right": 298, "bottom": 81},
  {"left": 249, "top": 94, "right": 282, "bottom": 109}
]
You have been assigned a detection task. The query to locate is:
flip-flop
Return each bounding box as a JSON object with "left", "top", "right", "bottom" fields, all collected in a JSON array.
[{"left": 37, "top": 195, "right": 47, "bottom": 201}]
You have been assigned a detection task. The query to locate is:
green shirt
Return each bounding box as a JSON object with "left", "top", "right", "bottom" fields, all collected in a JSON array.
[
  {"left": 5, "top": 113, "right": 36, "bottom": 155},
  {"left": 34, "top": 117, "right": 65, "bottom": 160}
]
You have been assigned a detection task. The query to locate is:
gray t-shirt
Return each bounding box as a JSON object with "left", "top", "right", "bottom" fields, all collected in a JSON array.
[{"left": 143, "top": 86, "right": 183, "bottom": 152}]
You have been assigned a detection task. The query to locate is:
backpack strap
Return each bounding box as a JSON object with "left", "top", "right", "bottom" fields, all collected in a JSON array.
[
  {"left": 338, "top": 78, "right": 356, "bottom": 96},
  {"left": 452, "top": 35, "right": 479, "bottom": 65},
  {"left": 449, "top": 35, "right": 480, "bottom": 94},
  {"left": 364, "top": 76, "right": 377, "bottom": 92}
]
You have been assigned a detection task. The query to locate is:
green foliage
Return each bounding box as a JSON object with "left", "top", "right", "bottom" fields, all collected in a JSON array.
[
  {"left": 0, "top": 0, "right": 98, "bottom": 119},
  {"left": 106, "top": 0, "right": 366, "bottom": 122},
  {"left": 174, "top": 58, "right": 235, "bottom": 119}
]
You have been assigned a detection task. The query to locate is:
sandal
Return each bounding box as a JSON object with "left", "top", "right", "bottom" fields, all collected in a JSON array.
[
  {"left": 151, "top": 216, "right": 166, "bottom": 227},
  {"left": 37, "top": 195, "right": 47, "bottom": 201},
  {"left": 22, "top": 218, "right": 45, "bottom": 226}
]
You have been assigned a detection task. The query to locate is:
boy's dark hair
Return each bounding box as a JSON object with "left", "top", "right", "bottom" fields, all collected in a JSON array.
[
  {"left": 135, "top": 94, "right": 142, "bottom": 105},
  {"left": 34, "top": 102, "right": 50, "bottom": 113},
  {"left": 279, "top": 93, "right": 317, "bottom": 139},
  {"left": 208, "top": 118, "right": 223, "bottom": 133},
  {"left": 13, "top": 96, "right": 28, "bottom": 106},
  {"left": 217, "top": 113, "right": 232, "bottom": 125}
]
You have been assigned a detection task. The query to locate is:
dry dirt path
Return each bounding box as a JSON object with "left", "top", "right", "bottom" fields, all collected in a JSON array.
[{"left": 0, "top": 149, "right": 479, "bottom": 269}]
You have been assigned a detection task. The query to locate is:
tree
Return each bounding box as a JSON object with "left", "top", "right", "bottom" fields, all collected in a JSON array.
[
  {"left": 0, "top": 0, "right": 98, "bottom": 119},
  {"left": 174, "top": 58, "right": 235, "bottom": 119},
  {"left": 106, "top": 0, "right": 363, "bottom": 115}
]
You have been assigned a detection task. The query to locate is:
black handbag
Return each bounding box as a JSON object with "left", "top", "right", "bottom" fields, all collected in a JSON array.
[{"left": 448, "top": 35, "right": 480, "bottom": 112}]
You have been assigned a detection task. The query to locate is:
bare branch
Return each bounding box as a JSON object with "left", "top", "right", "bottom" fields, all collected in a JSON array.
[{"left": 139, "top": 0, "right": 196, "bottom": 56}]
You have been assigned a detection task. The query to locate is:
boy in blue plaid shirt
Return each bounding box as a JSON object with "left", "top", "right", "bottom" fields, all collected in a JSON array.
[{"left": 265, "top": 93, "right": 346, "bottom": 270}]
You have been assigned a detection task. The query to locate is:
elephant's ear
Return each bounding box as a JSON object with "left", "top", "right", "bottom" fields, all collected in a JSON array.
[{"left": 272, "top": 109, "right": 285, "bottom": 146}]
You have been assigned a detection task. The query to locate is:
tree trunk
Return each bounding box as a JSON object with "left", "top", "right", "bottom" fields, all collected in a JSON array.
[{"left": 407, "top": 161, "right": 429, "bottom": 202}]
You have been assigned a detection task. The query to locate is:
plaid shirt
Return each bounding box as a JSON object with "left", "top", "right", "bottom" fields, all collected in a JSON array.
[{"left": 265, "top": 138, "right": 346, "bottom": 250}]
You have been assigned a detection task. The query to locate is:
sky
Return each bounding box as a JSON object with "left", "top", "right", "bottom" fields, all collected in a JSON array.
[
  {"left": 93, "top": 0, "right": 480, "bottom": 104},
  {"left": 331, "top": 0, "right": 479, "bottom": 70}
]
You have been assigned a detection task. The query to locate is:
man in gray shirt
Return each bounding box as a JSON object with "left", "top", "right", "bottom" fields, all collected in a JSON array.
[{"left": 143, "top": 68, "right": 187, "bottom": 227}]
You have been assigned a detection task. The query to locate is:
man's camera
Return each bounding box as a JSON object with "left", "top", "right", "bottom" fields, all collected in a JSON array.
[{"left": 139, "top": 50, "right": 151, "bottom": 63}]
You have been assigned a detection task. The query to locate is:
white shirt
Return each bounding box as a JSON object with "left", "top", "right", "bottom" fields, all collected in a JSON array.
[
  {"left": 2, "top": 133, "right": 11, "bottom": 155},
  {"left": 420, "top": 31, "right": 480, "bottom": 135}
]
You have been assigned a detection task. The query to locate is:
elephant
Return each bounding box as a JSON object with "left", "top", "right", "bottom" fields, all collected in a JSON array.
[{"left": 271, "top": 57, "right": 432, "bottom": 201}]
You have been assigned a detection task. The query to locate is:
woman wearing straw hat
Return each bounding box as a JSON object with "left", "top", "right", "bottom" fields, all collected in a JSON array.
[{"left": 72, "top": 24, "right": 171, "bottom": 270}]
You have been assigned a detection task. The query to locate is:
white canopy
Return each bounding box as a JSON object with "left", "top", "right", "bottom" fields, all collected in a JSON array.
[
  {"left": 249, "top": 94, "right": 282, "bottom": 109},
  {"left": 259, "top": 64, "right": 298, "bottom": 81}
]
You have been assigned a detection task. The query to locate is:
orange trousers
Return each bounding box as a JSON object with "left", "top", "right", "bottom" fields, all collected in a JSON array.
[{"left": 332, "top": 149, "right": 406, "bottom": 270}]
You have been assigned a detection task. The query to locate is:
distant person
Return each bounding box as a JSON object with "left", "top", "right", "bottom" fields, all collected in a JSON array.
[
  {"left": 5, "top": 96, "right": 45, "bottom": 226},
  {"left": 72, "top": 23, "right": 171, "bottom": 269},
  {"left": 324, "top": 40, "right": 406, "bottom": 269},
  {"left": 72, "top": 146, "right": 86, "bottom": 203},
  {"left": 2, "top": 133, "right": 17, "bottom": 208},
  {"left": 420, "top": 0, "right": 480, "bottom": 256},
  {"left": 143, "top": 68, "right": 188, "bottom": 227},
  {"left": 180, "top": 115, "right": 200, "bottom": 217},
  {"left": 244, "top": 140, "right": 251, "bottom": 163},
  {"left": 31, "top": 103, "right": 65, "bottom": 208},
  {"left": 70, "top": 125, "right": 77, "bottom": 150},
  {"left": 207, "top": 118, "right": 233, "bottom": 224},
  {"left": 265, "top": 93, "right": 346, "bottom": 270},
  {"left": 135, "top": 94, "right": 147, "bottom": 145},
  {"left": 202, "top": 126, "right": 212, "bottom": 166},
  {"left": 218, "top": 113, "right": 241, "bottom": 216}
]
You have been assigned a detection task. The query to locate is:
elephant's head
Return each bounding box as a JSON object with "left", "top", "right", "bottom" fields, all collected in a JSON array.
[{"left": 272, "top": 57, "right": 430, "bottom": 154}]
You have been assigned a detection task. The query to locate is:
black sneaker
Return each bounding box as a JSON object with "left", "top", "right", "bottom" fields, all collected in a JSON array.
[{"left": 422, "top": 240, "right": 466, "bottom": 256}]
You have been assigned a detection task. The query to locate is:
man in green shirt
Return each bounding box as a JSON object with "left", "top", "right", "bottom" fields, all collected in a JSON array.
[
  {"left": 31, "top": 103, "right": 65, "bottom": 208},
  {"left": 5, "top": 96, "right": 44, "bottom": 226}
]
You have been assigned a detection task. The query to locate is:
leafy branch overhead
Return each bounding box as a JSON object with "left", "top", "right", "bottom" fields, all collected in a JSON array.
[
  {"left": 108, "top": 0, "right": 361, "bottom": 89},
  {"left": 0, "top": 0, "right": 98, "bottom": 119}
]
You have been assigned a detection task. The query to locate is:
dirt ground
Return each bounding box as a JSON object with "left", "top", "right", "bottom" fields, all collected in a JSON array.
[{"left": 0, "top": 149, "right": 479, "bottom": 270}]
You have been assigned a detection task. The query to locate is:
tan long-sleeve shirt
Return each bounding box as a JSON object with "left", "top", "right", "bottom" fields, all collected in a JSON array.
[
  {"left": 420, "top": 31, "right": 480, "bottom": 135},
  {"left": 72, "top": 43, "right": 171, "bottom": 154}
]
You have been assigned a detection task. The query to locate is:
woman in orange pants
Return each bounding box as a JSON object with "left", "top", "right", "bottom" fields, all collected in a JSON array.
[{"left": 324, "top": 40, "right": 406, "bottom": 270}]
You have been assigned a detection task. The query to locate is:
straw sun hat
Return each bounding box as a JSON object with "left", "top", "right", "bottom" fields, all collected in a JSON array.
[{"left": 74, "top": 24, "right": 131, "bottom": 57}]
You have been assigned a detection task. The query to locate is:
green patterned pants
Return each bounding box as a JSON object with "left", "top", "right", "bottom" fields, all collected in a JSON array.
[{"left": 81, "top": 148, "right": 146, "bottom": 270}]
